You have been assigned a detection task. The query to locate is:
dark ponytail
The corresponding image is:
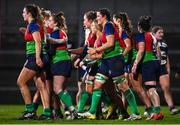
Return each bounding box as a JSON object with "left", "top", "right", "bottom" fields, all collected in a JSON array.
[
  {"left": 138, "top": 16, "right": 152, "bottom": 32},
  {"left": 121, "top": 12, "right": 132, "bottom": 38},
  {"left": 25, "top": 4, "right": 41, "bottom": 22},
  {"left": 52, "top": 11, "right": 67, "bottom": 32},
  {"left": 113, "top": 12, "right": 132, "bottom": 38}
]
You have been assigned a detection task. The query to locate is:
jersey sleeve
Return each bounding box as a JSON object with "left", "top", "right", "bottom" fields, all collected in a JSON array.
[
  {"left": 136, "top": 33, "right": 145, "bottom": 43},
  {"left": 50, "top": 30, "right": 60, "bottom": 39},
  {"left": 60, "top": 31, "right": 67, "bottom": 39},
  {"left": 29, "top": 23, "right": 39, "bottom": 34},
  {"left": 121, "top": 31, "right": 128, "bottom": 40},
  {"left": 104, "top": 22, "right": 115, "bottom": 36}
]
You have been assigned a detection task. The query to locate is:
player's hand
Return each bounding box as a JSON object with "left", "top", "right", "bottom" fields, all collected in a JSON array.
[
  {"left": 79, "top": 61, "right": 84, "bottom": 68},
  {"left": 36, "top": 57, "right": 43, "bottom": 68},
  {"left": 131, "top": 63, "right": 137, "bottom": 74},
  {"left": 70, "top": 54, "right": 77, "bottom": 61},
  {"left": 74, "top": 58, "right": 80, "bottom": 68},
  {"left": 19, "top": 27, "right": 26, "bottom": 34},
  {"left": 88, "top": 48, "right": 96, "bottom": 55},
  {"left": 47, "top": 38, "right": 53, "bottom": 43},
  {"left": 63, "top": 36, "right": 68, "bottom": 42}
]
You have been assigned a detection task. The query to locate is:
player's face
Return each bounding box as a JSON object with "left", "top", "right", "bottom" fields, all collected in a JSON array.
[
  {"left": 113, "top": 17, "right": 121, "bottom": 26},
  {"left": 91, "top": 22, "right": 97, "bottom": 34},
  {"left": 137, "top": 25, "right": 142, "bottom": 33},
  {"left": 22, "top": 8, "right": 29, "bottom": 21},
  {"left": 83, "top": 15, "right": 91, "bottom": 28},
  {"left": 96, "top": 12, "right": 103, "bottom": 25},
  {"left": 48, "top": 16, "right": 56, "bottom": 29},
  {"left": 43, "top": 17, "right": 50, "bottom": 27},
  {"left": 155, "top": 29, "right": 164, "bottom": 40}
]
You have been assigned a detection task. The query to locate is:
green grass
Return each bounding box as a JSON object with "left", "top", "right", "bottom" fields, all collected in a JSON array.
[{"left": 0, "top": 105, "right": 180, "bottom": 124}]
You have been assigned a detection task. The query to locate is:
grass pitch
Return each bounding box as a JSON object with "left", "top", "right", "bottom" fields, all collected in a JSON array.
[{"left": 0, "top": 105, "right": 180, "bottom": 124}]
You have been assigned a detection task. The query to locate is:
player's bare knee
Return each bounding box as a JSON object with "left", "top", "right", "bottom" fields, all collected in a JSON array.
[
  {"left": 36, "top": 82, "right": 46, "bottom": 91},
  {"left": 53, "top": 86, "right": 62, "bottom": 95},
  {"left": 17, "top": 77, "right": 24, "bottom": 87},
  {"left": 93, "top": 82, "right": 103, "bottom": 90},
  {"left": 145, "top": 85, "right": 157, "bottom": 96},
  {"left": 88, "top": 76, "right": 95, "bottom": 81}
]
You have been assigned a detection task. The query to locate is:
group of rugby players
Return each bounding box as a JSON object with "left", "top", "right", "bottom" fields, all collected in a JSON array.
[{"left": 17, "top": 4, "right": 179, "bottom": 121}]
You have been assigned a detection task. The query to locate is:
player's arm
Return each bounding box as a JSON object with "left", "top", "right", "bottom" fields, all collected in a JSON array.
[
  {"left": 47, "top": 37, "right": 67, "bottom": 44},
  {"left": 131, "top": 34, "right": 145, "bottom": 73},
  {"left": 131, "top": 42, "right": 145, "bottom": 74},
  {"left": 68, "top": 47, "right": 84, "bottom": 54},
  {"left": 123, "top": 38, "right": 132, "bottom": 56},
  {"left": 29, "top": 23, "right": 43, "bottom": 67},
  {"left": 32, "top": 31, "right": 43, "bottom": 67}
]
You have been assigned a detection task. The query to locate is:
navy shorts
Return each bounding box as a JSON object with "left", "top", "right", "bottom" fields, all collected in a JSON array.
[
  {"left": 51, "top": 60, "right": 72, "bottom": 77},
  {"left": 98, "top": 55, "right": 125, "bottom": 78},
  {"left": 44, "top": 54, "right": 53, "bottom": 80},
  {"left": 133, "top": 64, "right": 142, "bottom": 80},
  {"left": 89, "top": 63, "right": 99, "bottom": 76},
  {"left": 142, "top": 60, "right": 160, "bottom": 83},
  {"left": 45, "top": 63, "right": 53, "bottom": 80},
  {"left": 160, "top": 65, "right": 168, "bottom": 76},
  {"left": 24, "top": 54, "right": 49, "bottom": 73},
  {"left": 77, "top": 68, "right": 86, "bottom": 81}
]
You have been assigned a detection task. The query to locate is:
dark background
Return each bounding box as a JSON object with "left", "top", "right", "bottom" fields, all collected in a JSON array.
[{"left": 0, "top": 0, "right": 180, "bottom": 105}]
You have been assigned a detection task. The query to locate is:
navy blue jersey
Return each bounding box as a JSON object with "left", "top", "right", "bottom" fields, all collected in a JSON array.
[
  {"left": 104, "top": 22, "right": 115, "bottom": 36},
  {"left": 121, "top": 31, "right": 128, "bottom": 40},
  {"left": 28, "top": 21, "right": 39, "bottom": 33}
]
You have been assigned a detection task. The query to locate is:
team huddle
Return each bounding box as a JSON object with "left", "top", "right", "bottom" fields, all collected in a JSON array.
[{"left": 16, "top": 4, "right": 179, "bottom": 121}]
